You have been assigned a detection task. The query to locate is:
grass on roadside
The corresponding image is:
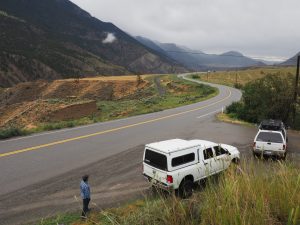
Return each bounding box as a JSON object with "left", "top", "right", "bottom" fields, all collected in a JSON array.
[
  {"left": 38, "top": 160, "right": 300, "bottom": 225},
  {"left": 216, "top": 112, "right": 254, "bottom": 127},
  {"left": 193, "top": 66, "right": 296, "bottom": 88}
]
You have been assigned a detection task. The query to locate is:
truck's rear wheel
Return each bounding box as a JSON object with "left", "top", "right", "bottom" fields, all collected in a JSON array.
[
  {"left": 179, "top": 179, "right": 193, "bottom": 199},
  {"left": 281, "top": 152, "right": 287, "bottom": 160},
  {"left": 232, "top": 158, "right": 240, "bottom": 164},
  {"left": 253, "top": 151, "right": 260, "bottom": 158}
]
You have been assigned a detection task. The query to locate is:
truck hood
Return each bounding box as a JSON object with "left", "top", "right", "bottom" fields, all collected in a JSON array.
[{"left": 221, "top": 144, "right": 240, "bottom": 158}]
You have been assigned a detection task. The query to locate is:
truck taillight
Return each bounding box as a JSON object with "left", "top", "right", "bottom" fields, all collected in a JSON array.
[
  {"left": 283, "top": 145, "right": 286, "bottom": 150},
  {"left": 253, "top": 142, "right": 256, "bottom": 148},
  {"left": 167, "top": 175, "right": 173, "bottom": 184}
]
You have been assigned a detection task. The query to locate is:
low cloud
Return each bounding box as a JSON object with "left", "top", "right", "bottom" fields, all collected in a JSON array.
[
  {"left": 72, "top": 0, "right": 300, "bottom": 59},
  {"left": 102, "top": 32, "right": 116, "bottom": 44}
]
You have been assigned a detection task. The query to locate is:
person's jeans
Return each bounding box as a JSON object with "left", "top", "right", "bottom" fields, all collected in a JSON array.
[{"left": 82, "top": 198, "right": 90, "bottom": 217}]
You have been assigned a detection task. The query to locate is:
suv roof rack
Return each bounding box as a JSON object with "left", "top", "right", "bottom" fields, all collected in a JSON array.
[{"left": 259, "top": 119, "right": 283, "bottom": 131}]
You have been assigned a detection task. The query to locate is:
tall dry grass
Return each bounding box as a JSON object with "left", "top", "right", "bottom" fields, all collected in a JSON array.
[
  {"left": 110, "top": 160, "right": 299, "bottom": 225},
  {"left": 40, "top": 159, "right": 299, "bottom": 225}
]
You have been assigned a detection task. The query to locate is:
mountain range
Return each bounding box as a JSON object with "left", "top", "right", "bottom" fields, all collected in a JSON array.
[
  {"left": 0, "top": 0, "right": 297, "bottom": 88},
  {"left": 135, "top": 36, "right": 265, "bottom": 71},
  {"left": 281, "top": 52, "right": 300, "bottom": 66}
]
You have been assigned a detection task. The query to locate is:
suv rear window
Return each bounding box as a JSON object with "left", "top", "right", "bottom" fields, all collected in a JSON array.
[
  {"left": 171, "top": 153, "right": 195, "bottom": 167},
  {"left": 256, "top": 132, "right": 283, "bottom": 143},
  {"left": 144, "top": 149, "right": 167, "bottom": 171}
]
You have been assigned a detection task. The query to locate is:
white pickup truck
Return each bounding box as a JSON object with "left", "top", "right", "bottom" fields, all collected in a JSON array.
[
  {"left": 143, "top": 139, "right": 240, "bottom": 198},
  {"left": 253, "top": 120, "right": 288, "bottom": 159}
]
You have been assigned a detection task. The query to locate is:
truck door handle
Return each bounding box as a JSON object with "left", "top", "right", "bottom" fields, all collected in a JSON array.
[
  {"left": 204, "top": 162, "right": 208, "bottom": 165},
  {"left": 267, "top": 142, "right": 271, "bottom": 145}
]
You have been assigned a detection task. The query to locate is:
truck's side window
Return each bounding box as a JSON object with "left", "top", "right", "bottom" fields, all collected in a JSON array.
[
  {"left": 203, "top": 148, "right": 214, "bottom": 160},
  {"left": 172, "top": 153, "right": 195, "bottom": 167},
  {"left": 214, "top": 146, "right": 227, "bottom": 156}
]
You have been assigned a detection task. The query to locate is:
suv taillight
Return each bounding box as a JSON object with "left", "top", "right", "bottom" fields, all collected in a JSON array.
[
  {"left": 283, "top": 144, "right": 286, "bottom": 150},
  {"left": 167, "top": 175, "right": 173, "bottom": 184},
  {"left": 253, "top": 142, "right": 256, "bottom": 148}
]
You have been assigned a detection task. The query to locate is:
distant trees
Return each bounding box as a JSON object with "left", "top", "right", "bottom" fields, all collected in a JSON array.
[{"left": 227, "top": 73, "right": 294, "bottom": 124}]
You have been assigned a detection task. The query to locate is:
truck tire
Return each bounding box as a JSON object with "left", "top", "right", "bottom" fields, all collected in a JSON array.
[
  {"left": 232, "top": 158, "right": 240, "bottom": 164},
  {"left": 179, "top": 179, "right": 193, "bottom": 199},
  {"left": 253, "top": 151, "right": 260, "bottom": 158},
  {"left": 281, "top": 152, "right": 287, "bottom": 160}
]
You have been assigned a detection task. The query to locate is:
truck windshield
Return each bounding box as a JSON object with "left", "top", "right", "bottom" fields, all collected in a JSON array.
[
  {"left": 256, "top": 132, "right": 283, "bottom": 143},
  {"left": 144, "top": 149, "right": 167, "bottom": 171}
]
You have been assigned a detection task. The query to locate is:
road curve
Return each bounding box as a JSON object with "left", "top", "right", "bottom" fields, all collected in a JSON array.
[{"left": 0, "top": 74, "right": 242, "bottom": 196}]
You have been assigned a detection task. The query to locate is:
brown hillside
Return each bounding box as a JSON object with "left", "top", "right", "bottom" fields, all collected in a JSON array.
[{"left": 0, "top": 76, "right": 149, "bottom": 129}]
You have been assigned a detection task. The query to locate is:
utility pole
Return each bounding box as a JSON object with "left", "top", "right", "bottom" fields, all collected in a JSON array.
[{"left": 292, "top": 55, "right": 300, "bottom": 126}]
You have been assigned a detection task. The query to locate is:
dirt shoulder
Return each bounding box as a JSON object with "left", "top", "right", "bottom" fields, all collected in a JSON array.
[{"left": 0, "top": 145, "right": 148, "bottom": 225}]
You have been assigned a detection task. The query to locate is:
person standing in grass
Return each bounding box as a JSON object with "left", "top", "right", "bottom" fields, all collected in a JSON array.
[{"left": 80, "top": 175, "right": 91, "bottom": 218}]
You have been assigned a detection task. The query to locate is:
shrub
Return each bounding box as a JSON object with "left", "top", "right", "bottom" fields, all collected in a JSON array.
[
  {"left": 227, "top": 73, "right": 295, "bottom": 124},
  {"left": 0, "top": 127, "right": 28, "bottom": 139},
  {"left": 233, "top": 83, "right": 243, "bottom": 89}
]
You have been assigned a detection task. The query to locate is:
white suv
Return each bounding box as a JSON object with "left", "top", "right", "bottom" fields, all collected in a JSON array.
[
  {"left": 253, "top": 120, "right": 288, "bottom": 159},
  {"left": 143, "top": 139, "right": 240, "bottom": 198}
]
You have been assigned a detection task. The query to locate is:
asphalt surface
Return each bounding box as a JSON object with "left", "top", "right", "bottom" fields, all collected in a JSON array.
[{"left": 0, "top": 74, "right": 299, "bottom": 225}]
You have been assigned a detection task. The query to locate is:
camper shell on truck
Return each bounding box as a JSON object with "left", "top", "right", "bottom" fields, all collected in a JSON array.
[{"left": 143, "top": 139, "right": 240, "bottom": 198}]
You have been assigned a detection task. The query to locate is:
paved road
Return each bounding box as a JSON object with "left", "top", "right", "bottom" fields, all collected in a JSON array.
[
  {"left": 0, "top": 74, "right": 299, "bottom": 224},
  {"left": 0, "top": 74, "right": 241, "bottom": 195}
]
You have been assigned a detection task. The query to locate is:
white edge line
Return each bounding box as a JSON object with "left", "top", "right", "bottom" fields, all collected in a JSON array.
[{"left": 196, "top": 109, "right": 222, "bottom": 119}]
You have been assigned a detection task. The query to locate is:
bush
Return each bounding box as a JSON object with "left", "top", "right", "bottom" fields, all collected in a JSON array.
[
  {"left": 227, "top": 73, "right": 295, "bottom": 124},
  {"left": 226, "top": 101, "right": 244, "bottom": 115},
  {"left": 191, "top": 74, "right": 200, "bottom": 79},
  {"left": 233, "top": 83, "right": 243, "bottom": 89},
  {"left": 0, "top": 127, "right": 28, "bottom": 139}
]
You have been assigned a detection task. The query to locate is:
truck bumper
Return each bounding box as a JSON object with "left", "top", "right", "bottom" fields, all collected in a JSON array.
[
  {"left": 143, "top": 174, "right": 173, "bottom": 191},
  {"left": 253, "top": 149, "right": 286, "bottom": 157}
]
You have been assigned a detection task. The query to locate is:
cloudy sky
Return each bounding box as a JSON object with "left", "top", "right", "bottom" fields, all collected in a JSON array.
[{"left": 71, "top": 0, "right": 300, "bottom": 61}]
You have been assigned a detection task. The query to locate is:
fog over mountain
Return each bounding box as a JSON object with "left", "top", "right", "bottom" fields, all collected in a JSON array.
[
  {"left": 71, "top": 0, "right": 300, "bottom": 61},
  {"left": 136, "top": 36, "right": 265, "bottom": 70}
]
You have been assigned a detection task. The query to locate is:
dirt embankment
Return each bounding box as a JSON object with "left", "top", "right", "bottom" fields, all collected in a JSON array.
[{"left": 0, "top": 76, "right": 148, "bottom": 129}]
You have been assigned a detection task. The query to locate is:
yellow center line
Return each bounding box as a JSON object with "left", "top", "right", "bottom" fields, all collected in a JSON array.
[{"left": 0, "top": 88, "right": 232, "bottom": 158}]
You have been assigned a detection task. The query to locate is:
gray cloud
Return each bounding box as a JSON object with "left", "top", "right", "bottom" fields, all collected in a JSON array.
[{"left": 71, "top": 0, "right": 300, "bottom": 61}]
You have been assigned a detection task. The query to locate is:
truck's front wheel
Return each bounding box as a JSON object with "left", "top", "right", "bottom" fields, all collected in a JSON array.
[{"left": 179, "top": 179, "right": 193, "bottom": 198}]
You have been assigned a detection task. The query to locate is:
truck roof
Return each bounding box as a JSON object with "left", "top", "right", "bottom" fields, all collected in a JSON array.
[
  {"left": 259, "top": 119, "right": 283, "bottom": 131},
  {"left": 146, "top": 139, "right": 216, "bottom": 153}
]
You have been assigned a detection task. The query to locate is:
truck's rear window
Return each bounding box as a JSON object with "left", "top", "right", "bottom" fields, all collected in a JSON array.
[
  {"left": 256, "top": 132, "right": 283, "bottom": 143},
  {"left": 144, "top": 149, "right": 167, "bottom": 171}
]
